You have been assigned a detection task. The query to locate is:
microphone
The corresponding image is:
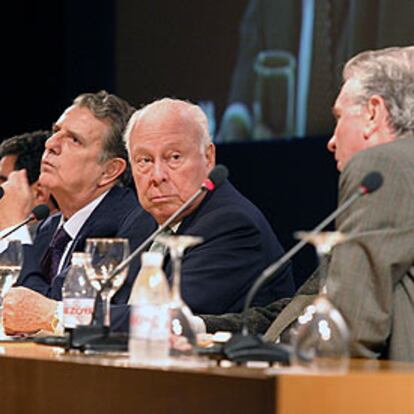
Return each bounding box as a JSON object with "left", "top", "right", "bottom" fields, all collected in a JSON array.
[
  {"left": 0, "top": 204, "right": 50, "bottom": 240},
  {"left": 222, "top": 171, "right": 383, "bottom": 363},
  {"left": 0, "top": 187, "right": 4, "bottom": 200},
  {"left": 69, "top": 165, "right": 229, "bottom": 352}
]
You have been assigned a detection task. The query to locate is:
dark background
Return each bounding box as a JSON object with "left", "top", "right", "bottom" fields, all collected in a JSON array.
[
  {"left": 0, "top": 0, "right": 247, "bottom": 138},
  {"left": 1, "top": 0, "right": 338, "bottom": 287}
]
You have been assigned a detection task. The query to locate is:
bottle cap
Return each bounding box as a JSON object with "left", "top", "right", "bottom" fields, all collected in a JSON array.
[{"left": 141, "top": 252, "right": 163, "bottom": 267}]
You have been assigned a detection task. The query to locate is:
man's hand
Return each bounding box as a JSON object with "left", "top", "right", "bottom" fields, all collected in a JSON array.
[
  {"left": 0, "top": 170, "right": 33, "bottom": 230},
  {"left": 3, "top": 287, "right": 57, "bottom": 334}
]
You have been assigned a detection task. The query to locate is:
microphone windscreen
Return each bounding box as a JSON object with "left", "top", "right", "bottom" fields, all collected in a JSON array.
[
  {"left": 0, "top": 187, "right": 4, "bottom": 200},
  {"left": 31, "top": 204, "right": 50, "bottom": 221},
  {"left": 208, "top": 165, "right": 229, "bottom": 188},
  {"left": 360, "top": 171, "right": 383, "bottom": 194}
]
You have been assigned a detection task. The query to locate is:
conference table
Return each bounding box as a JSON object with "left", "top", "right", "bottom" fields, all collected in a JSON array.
[{"left": 0, "top": 342, "right": 413, "bottom": 414}]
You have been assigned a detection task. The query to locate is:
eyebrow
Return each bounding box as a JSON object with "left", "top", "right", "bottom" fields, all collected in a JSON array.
[
  {"left": 0, "top": 175, "right": 8, "bottom": 183},
  {"left": 51, "top": 122, "right": 86, "bottom": 143}
]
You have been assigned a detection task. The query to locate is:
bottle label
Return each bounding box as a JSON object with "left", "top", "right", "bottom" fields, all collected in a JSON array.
[
  {"left": 130, "top": 304, "right": 170, "bottom": 341},
  {"left": 63, "top": 298, "right": 95, "bottom": 328}
]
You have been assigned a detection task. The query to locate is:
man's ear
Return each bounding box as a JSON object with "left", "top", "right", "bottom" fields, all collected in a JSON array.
[
  {"left": 364, "top": 95, "right": 388, "bottom": 139},
  {"left": 205, "top": 143, "right": 216, "bottom": 169},
  {"left": 99, "top": 158, "right": 127, "bottom": 186},
  {"left": 31, "top": 181, "right": 50, "bottom": 205}
]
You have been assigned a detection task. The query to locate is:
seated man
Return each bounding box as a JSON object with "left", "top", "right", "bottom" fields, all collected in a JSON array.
[
  {"left": 1, "top": 90, "right": 140, "bottom": 334},
  {"left": 199, "top": 46, "right": 414, "bottom": 361},
  {"left": 0, "top": 130, "right": 58, "bottom": 232},
  {"left": 110, "top": 98, "right": 294, "bottom": 331}
]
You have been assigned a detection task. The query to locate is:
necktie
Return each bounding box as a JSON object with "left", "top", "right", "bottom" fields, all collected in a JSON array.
[
  {"left": 148, "top": 227, "right": 174, "bottom": 255},
  {"left": 41, "top": 226, "right": 72, "bottom": 282}
]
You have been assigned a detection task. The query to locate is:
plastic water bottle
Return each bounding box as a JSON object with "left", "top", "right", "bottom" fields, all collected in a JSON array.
[
  {"left": 129, "top": 252, "right": 171, "bottom": 365},
  {"left": 62, "top": 252, "right": 96, "bottom": 331}
]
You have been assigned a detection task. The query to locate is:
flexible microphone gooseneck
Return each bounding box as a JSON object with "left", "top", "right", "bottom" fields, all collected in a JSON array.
[
  {"left": 222, "top": 171, "right": 383, "bottom": 363},
  {"left": 101, "top": 164, "right": 229, "bottom": 291},
  {"left": 0, "top": 204, "right": 50, "bottom": 240}
]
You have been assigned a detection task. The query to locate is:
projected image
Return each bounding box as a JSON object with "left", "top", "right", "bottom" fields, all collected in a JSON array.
[{"left": 217, "top": 0, "right": 414, "bottom": 142}]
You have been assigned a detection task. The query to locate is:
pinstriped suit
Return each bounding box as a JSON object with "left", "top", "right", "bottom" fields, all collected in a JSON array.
[{"left": 203, "top": 137, "right": 414, "bottom": 361}]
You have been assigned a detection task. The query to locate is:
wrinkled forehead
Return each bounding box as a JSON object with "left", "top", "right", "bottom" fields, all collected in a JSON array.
[
  {"left": 334, "top": 78, "right": 365, "bottom": 111},
  {"left": 130, "top": 109, "right": 204, "bottom": 147}
]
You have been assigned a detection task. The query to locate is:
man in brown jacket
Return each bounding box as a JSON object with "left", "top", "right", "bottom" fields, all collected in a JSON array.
[{"left": 201, "top": 45, "right": 414, "bottom": 361}]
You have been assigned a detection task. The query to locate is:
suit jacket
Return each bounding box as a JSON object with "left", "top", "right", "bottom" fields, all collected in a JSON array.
[
  {"left": 204, "top": 137, "right": 414, "bottom": 361},
  {"left": 16, "top": 185, "right": 141, "bottom": 299},
  {"left": 111, "top": 180, "right": 294, "bottom": 331},
  {"left": 224, "top": 0, "right": 414, "bottom": 138}
]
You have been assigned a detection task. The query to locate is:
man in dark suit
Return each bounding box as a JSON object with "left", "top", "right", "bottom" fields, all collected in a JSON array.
[
  {"left": 201, "top": 46, "right": 414, "bottom": 361},
  {"left": 110, "top": 98, "right": 294, "bottom": 331},
  {"left": 1, "top": 90, "right": 139, "bottom": 334}
]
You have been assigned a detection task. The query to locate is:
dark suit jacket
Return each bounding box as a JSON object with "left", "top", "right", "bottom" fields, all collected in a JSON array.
[
  {"left": 111, "top": 180, "right": 294, "bottom": 331},
  {"left": 203, "top": 137, "right": 414, "bottom": 361},
  {"left": 16, "top": 185, "right": 141, "bottom": 299}
]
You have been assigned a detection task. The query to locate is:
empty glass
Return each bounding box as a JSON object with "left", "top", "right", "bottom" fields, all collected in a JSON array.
[
  {"left": 253, "top": 49, "right": 296, "bottom": 139},
  {"left": 156, "top": 234, "right": 205, "bottom": 365},
  {"left": 84, "top": 238, "right": 129, "bottom": 327},
  {"left": 290, "top": 231, "right": 350, "bottom": 373}
]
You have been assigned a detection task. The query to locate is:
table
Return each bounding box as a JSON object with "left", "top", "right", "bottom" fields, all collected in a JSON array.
[{"left": 0, "top": 343, "right": 413, "bottom": 414}]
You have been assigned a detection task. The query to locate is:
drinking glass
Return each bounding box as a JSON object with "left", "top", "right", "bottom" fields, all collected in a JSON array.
[
  {"left": 290, "top": 231, "right": 350, "bottom": 373},
  {"left": 156, "top": 234, "right": 204, "bottom": 364},
  {"left": 84, "top": 238, "right": 129, "bottom": 327},
  {"left": 0, "top": 239, "right": 23, "bottom": 337},
  {"left": 253, "top": 49, "right": 296, "bottom": 139}
]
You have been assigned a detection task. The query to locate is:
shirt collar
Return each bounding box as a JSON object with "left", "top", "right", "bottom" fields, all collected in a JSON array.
[{"left": 59, "top": 190, "right": 110, "bottom": 240}]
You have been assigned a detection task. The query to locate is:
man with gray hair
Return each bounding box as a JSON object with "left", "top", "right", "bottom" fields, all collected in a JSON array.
[
  {"left": 110, "top": 98, "right": 294, "bottom": 331},
  {"left": 1, "top": 90, "right": 140, "bottom": 335},
  {"left": 201, "top": 46, "right": 414, "bottom": 361}
]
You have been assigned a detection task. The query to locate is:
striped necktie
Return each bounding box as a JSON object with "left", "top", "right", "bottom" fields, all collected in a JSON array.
[
  {"left": 148, "top": 227, "right": 174, "bottom": 255},
  {"left": 41, "top": 226, "right": 72, "bottom": 282}
]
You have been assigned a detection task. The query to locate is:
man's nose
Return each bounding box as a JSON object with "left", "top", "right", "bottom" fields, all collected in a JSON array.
[
  {"left": 45, "top": 132, "right": 62, "bottom": 155},
  {"left": 327, "top": 135, "right": 336, "bottom": 153},
  {"left": 150, "top": 161, "right": 168, "bottom": 185}
]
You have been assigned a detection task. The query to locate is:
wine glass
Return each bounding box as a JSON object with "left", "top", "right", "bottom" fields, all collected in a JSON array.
[
  {"left": 84, "top": 238, "right": 129, "bottom": 327},
  {"left": 155, "top": 234, "right": 205, "bottom": 364},
  {"left": 0, "top": 239, "right": 23, "bottom": 337},
  {"left": 253, "top": 49, "right": 296, "bottom": 139},
  {"left": 290, "top": 231, "right": 350, "bottom": 373}
]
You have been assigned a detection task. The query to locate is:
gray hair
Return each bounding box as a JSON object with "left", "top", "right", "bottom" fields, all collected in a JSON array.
[
  {"left": 74, "top": 90, "right": 135, "bottom": 163},
  {"left": 343, "top": 46, "right": 414, "bottom": 136},
  {"left": 123, "top": 98, "right": 212, "bottom": 155}
]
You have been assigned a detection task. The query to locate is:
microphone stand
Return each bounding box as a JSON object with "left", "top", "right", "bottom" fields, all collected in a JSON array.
[{"left": 221, "top": 186, "right": 374, "bottom": 364}]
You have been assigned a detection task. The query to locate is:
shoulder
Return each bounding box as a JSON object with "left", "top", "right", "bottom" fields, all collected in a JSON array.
[
  {"left": 340, "top": 138, "right": 414, "bottom": 199},
  {"left": 182, "top": 181, "right": 275, "bottom": 236},
  {"left": 338, "top": 137, "right": 414, "bottom": 230}
]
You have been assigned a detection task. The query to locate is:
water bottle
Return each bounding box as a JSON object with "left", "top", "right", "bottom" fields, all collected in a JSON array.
[
  {"left": 129, "top": 252, "right": 171, "bottom": 365},
  {"left": 62, "top": 252, "right": 96, "bottom": 331}
]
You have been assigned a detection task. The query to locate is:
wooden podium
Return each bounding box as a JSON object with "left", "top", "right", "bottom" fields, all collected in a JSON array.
[{"left": 0, "top": 343, "right": 413, "bottom": 414}]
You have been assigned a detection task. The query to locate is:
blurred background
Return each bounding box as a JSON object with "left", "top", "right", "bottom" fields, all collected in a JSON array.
[
  {"left": 0, "top": 0, "right": 246, "bottom": 138},
  {"left": 2, "top": 0, "right": 412, "bottom": 287}
]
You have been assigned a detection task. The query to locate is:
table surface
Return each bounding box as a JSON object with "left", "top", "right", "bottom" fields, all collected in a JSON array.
[{"left": 0, "top": 342, "right": 413, "bottom": 414}]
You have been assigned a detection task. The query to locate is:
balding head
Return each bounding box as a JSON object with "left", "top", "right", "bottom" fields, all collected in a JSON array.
[
  {"left": 124, "top": 98, "right": 211, "bottom": 154},
  {"left": 124, "top": 98, "right": 216, "bottom": 224}
]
